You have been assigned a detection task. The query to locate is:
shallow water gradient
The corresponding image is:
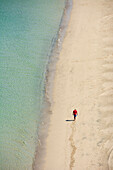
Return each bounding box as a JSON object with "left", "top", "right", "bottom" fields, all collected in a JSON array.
[{"left": 0, "top": 0, "right": 66, "bottom": 169}]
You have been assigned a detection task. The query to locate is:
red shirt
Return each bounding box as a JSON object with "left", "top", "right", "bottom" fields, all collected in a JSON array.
[{"left": 73, "top": 109, "right": 77, "bottom": 115}]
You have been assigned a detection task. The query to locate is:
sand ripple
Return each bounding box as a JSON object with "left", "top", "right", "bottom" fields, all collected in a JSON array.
[{"left": 99, "top": 1, "right": 113, "bottom": 169}]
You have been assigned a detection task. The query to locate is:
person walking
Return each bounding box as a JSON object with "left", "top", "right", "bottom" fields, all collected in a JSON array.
[{"left": 73, "top": 109, "right": 78, "bottom": 121}]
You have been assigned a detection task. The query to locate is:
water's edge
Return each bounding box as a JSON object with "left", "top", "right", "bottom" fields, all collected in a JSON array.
[{"left": 33, "top": 0, "right": 72, "bottom": 169}]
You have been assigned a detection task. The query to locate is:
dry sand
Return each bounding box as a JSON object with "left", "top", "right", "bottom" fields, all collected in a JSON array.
[{"left": 43, "top": 0, "right": 113, "bottom": 169}]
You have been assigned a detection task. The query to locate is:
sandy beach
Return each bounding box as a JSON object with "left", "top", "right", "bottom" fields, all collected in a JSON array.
[{"left": 43, "top": 0, "right": 113, "bottom": 169}]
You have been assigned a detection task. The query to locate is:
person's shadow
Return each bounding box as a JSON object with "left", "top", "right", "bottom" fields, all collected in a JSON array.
[{"left": 65, "top": 119, "right": 74, "bottom": 122}]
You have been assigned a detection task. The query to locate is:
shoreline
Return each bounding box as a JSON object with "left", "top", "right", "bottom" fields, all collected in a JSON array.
[
  {"left": 33, "top": 1, "right": 73, "bottom": 169},
  {"left": 43, "top": 0, "right": 113, "bottom": 170}
]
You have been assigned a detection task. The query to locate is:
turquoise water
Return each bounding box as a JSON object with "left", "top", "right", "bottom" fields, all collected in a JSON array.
[{"left": 0, "top": 0, "right": 66, "bottom": 169}]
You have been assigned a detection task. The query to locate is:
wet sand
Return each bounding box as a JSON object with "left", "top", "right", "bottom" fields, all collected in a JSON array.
[{"left": 43, "top": 0, "right": 113, "bottom": 169}]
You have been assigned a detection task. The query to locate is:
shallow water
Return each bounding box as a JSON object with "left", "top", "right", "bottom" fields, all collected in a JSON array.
[{"left": 0, "top": 0, "right": 66, "bottom": 169}]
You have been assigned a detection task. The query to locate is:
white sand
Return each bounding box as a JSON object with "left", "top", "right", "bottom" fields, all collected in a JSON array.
[{"left": 43, "top": 0, "right": 113, "bottom": 169}]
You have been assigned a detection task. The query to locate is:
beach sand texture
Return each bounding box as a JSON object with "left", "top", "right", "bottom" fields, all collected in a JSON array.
[{"left": 43, "top": 0, "right": 113, "bottom": 169}]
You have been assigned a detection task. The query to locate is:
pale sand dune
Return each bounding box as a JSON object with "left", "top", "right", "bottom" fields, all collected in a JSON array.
[{"left": 43, "top": 0, "right": 113, "bottom": 169}]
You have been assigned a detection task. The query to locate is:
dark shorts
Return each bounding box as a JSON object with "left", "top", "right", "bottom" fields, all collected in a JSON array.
[{"left": 74, "top": 115, "right": 77, "bottom": 117}]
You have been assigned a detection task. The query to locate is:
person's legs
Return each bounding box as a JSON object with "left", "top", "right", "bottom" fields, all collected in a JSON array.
[{"left": 74, "top": 115, "right": 76, "bottom": 121}]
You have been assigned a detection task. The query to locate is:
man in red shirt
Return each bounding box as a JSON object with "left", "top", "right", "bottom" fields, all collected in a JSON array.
[{"left": 73, "top": 109, "right": 78, "bottom": 121}]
